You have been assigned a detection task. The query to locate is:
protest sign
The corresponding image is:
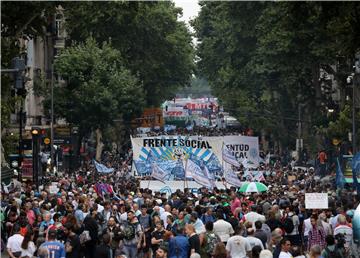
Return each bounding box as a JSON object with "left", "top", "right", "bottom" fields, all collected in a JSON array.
[
  {"left": 305, "top": 193, "right": 328, "bottom": 209},
  {"left": 288, "top": 175, "right": 296, "bottom": 182}
]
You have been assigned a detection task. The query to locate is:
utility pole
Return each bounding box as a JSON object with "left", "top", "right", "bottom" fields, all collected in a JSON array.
[
  {"left": 353, "top": 74, "right": 357, "bottom": 154},
  {"left": 353, "top": 54, "right": 360, "bottom": 154},
  {"left": 18, "top": 105, "right": 23, "bottom": 181}
]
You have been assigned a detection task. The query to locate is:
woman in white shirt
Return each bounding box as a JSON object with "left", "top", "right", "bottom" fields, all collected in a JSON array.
[{"left": 20, "top": 229, "right": 36, "bottom": 258}]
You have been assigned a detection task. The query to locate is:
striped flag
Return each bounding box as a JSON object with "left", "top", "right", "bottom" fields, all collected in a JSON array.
[
  {"left": 186, "top": 158, "right": 212, "bottom": 187},
  {"left": 224, "top": 169, "right": 242, "bottom": 187}
]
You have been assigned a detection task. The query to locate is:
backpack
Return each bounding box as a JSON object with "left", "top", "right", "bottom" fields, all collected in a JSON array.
[
  {"left": 324, "top": 247, "right": 343, "bottom": 258},
  {"left": 122, "top": 222, "right": 136, "bottom": 240},
  {"left": 283, "top": 216, "right": 295, "bottom": 234},
  {"left": 204, "top": 232, "right": 220, "bottom": 254}
]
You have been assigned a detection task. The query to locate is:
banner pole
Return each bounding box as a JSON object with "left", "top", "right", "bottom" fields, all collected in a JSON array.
[
  {"left": 184, "top": 157, "right": 188, "bottom": 191},
  {"left": 147, "top": 179, "right": 151, "bottom": 189},
  {"left": 222, "top": 142, "right": 225, "bottom": 179}
]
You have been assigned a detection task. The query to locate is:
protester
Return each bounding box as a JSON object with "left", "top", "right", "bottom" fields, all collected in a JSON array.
[
  {"left": 6, "top": 224, "right": 24, "bottom": 258},
  {"left": 213, "top": 211, "right": 234, "bottom": 244},
  {"left": 1, "top": 136, "right": 359, "bottom": 258},
  {"left": 225, "top": 226, "right": 252, "bottom": 258},
  {"left": 20, "top": 228, "right": 36, "bottom": 258},
  {"left": 39, "top": 229, "right": 66, "bottom": 258},
  {"left": 278, "top": 238, "right": 292, "bottom": 258}
]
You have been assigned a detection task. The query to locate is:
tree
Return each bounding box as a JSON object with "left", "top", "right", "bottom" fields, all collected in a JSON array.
[
  {"left": 49, "top": 38, "right": 144, "bottom": 160},
  {"left": 62, "top": 1, "right": 195, "bottom": 106},
  {"left": 193, "top": 2, "right": 360, "bottom": 152}
]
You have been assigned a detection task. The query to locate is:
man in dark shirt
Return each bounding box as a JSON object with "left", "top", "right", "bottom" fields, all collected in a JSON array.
[
  {"left": 254, "top": 221, "right": 268, "bottom": 248},
  {"left": 151, "top": 221, "right": 165, "bottom": 256},
  {"left": 185, "top": 224, "right": 200, "bottom": 255},
  {"left": 64, "top": 223, "right": 81, "bottom": 258},
  {"left": 95, "top": 234, "right": 111, "bottom": 258}
]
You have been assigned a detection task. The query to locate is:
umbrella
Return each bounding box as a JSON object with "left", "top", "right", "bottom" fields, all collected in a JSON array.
[{"left": 238, "top": 182, "right": 268, "bottom": 193}]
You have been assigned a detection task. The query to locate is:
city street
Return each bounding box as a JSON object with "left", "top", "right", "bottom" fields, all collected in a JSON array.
[{"left": 1, "top": 1, "right": 360, "bottom": 258}]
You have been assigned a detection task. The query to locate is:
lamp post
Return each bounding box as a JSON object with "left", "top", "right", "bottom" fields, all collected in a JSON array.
[
  {"left": 352, "top": 75, "right": 356, "bottom": 154},
  {"left": 31, "top": 128, "right": 40, "bottom": 190},
  {"left": 50, "top": 63, "right": 54, "bottom": 174},
  {"left": 347, "top": 74, "right": 358, "bottom": 154}
]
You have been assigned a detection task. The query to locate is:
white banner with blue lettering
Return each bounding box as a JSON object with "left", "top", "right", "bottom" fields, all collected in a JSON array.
[
  {"left": 131, "top": 135, "right": 259, "bottom": 178},
  {"left": 223, "top": 135, "right": 259, "bottom": 167}
]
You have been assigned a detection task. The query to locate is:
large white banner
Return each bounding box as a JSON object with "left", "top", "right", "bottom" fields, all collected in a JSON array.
[{"left": 131, "top": 135, "right": 259, "bottom": 176}]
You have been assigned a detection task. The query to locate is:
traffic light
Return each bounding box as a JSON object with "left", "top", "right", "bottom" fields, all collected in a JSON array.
[{"left": 11, "top": 57, "right": 25, "bottom": 89}]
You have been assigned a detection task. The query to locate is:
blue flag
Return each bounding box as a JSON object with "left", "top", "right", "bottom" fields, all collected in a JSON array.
[
  {"left": 336, "top": 157, "right": 345, "bottom": 189},
  {"left": 352, "top": 152, "right": 360, "bottom": 195},
  {"left": 93, "top": 160, "right": 114, "bottom": 174}
]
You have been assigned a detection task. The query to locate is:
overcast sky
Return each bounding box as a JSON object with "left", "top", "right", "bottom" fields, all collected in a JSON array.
[
  {"left": 173, "top": 0, "right": 200, "bottom": 23},
  {"left": 173, "top": 0, "right": 201, "bottom": 44}
]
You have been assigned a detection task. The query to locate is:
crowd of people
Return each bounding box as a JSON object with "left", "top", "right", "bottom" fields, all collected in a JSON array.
[{"left": 1, "top": 139, "right": 359, "bottom": 258}]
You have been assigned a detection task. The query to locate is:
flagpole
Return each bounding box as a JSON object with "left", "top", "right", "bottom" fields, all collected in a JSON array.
[
  {"left": 222, "top": 142, "right": 224, "bottom": 174},
  {"left": 148, "top": 163, "right": 153, "bottom": 189},
  {"left": 184, "top": 157, "right": 188, "bottom": 190}
]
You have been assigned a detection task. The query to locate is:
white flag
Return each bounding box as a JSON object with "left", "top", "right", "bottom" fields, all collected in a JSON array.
[
  {"left": 265, "top": 153, "right": 271, "bottom": 165},
  {"left": 186, "top": 159, "right": 212, "bottom": 187},
  {"left": 151, "top": 163, "right": 168, "bottom": 182},
  {"left": 224, "top": 170, "right": 242, "bottom": 187},
  {"left": 222, "top": 145, "right": 241, "bottom": 167}
]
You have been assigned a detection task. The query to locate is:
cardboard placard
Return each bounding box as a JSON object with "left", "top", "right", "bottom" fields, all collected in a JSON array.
[{"left": 305, "top": 193, "right": 328, "bottom": 209}]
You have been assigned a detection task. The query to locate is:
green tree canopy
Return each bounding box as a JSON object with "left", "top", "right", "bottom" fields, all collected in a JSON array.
[
  {"left": 62, "top": 1, "right": 195, "bottom": 106},
  {"left": 51, "top": 38, "right": 144, "bottom": 135},
  {"left": 193, "top": 2, "right": 360, "bottom": 151}
]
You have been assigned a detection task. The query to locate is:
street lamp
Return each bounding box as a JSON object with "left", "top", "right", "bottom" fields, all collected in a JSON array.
[
  {"left": 50, "top": 63, "right": 54, "bottom": 174},
  {"left": 347, "top": 73, "right": 358, "bottom": 154}
]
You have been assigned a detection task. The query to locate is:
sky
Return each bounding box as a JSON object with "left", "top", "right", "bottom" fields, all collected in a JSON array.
[
  {"left": 173, "top": 0, "right": 200, "bottom": 26},
  {"left": 173, "top": 0, "right": 201, "bottom": 44}
]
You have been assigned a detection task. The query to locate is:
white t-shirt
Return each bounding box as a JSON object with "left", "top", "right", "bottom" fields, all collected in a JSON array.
[
  {"left": 214, "top": 219, "right": 235, "bottom": 242},
  {"left": 226, "top": 235, "right": 251, "bottom": 258},
  {"left": 7, "top": 234, "right": 24, "bottom": 253},
  {"left": 160, "top": 211, "right": 171, "bottom": 228},
  {"left": 97, "top": 204, "right": 104, "bottom": 213},
  {"left": 330, "top": 215, "right": 339, "bottom": 230},
  {"left": 21, "top": 241, "right": 36, "bottom": 257},
  {"left": 120, "top": 212, "right": 127, "bottom": 222},
  {"left": 303, "top": 218, "right": 312, "bottom": 237},
  {"left": 321, "top": 220, "right": 332, "bottom": 236},
  {"left": 246, "top": 236, "right": 264, "bottom": 249},
  {"left": 279, "top": 251, "right": 293, "bottom": 258},
  {"left": 245, "top": 212, "right": 265, "bottom": 226}
]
